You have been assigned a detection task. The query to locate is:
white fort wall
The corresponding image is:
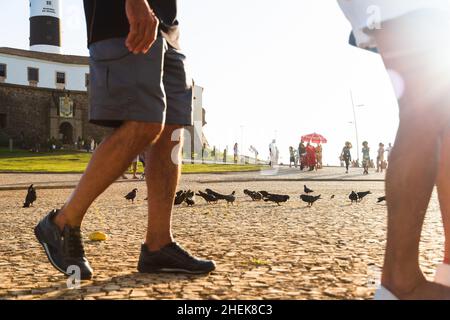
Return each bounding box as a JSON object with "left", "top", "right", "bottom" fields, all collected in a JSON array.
[{"left": 0, "top": 53, "right": 88, "bottom": 91}]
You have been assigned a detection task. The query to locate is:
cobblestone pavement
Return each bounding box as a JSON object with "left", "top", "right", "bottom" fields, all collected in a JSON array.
[
  {"left": 0, "top": 167, "right": 384, "bottom": 190},
  {"left": 0, "top": 170, "right": 445, "bottom": 300}
]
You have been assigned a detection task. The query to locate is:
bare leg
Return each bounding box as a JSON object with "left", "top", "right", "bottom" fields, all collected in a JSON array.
[
  {"left": 383, "top": 117, "right": 444, "bottom": 298},
  {"left": 437, "top": 129, "right": 450, "bottom": 264},
  {"left": 376, "top": 12, "right": 450, "bottom": 299},
  {"left": 145, "top": 125, "right": 183, "bottom": 251},
  {"left": 55, "top": 121, "right": 163, "bottom": 228},
  {"left": 132, "top": 161, "right": 138, "bottom": 179}
]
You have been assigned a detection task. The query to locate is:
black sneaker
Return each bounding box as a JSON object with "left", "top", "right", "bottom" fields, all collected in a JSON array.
[
  {"left": 34, "top": 209, "right": 93, "bottom": 280},
  {"left": 137, "top": 242, "right": 216, "bottom": 274}
]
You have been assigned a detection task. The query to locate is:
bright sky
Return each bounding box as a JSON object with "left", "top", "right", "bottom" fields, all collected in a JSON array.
[{"left": 0, "top": 0, "right": 400, "bottom": 165}]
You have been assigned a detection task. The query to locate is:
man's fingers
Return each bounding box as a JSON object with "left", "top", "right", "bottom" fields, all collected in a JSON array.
[
  {"left": 134, "top": 21, "right": 152, "bottom": 53},
  {"left": 127, "top": 21, "right": 145, "bottom": 53},
  {"left": 139, "top": 28, "right": 153, "bottom": 54},
  {"left": 149, "top": 18, "right": 159, "bottom": 49},
  {"left": 126, "top": 21, "right": 139, "bottom": 50},
  {"left": 144, "top": 17, "right": 159, "bottom": 53},
  {"left": 125, "top": 0, "right": 160, "bottom": 53},
  {"left": 136, "top": 16, "right": 159, "bottom": 54},
  {"left": 141, "top": 20, "right": 159, "bottom": 53},
  {"left": 129, "top": 22, "right": 145, "bottom": 53},
  {"left": 126, "top": 6, "right": 159, "bottom": 53}
]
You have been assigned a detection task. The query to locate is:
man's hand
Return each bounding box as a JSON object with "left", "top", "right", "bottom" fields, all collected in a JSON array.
[{"left": 125, "top": 0, "right": 159, "bottom": 54}]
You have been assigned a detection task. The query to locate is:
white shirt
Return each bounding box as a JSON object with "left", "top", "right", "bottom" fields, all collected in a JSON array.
[
  {"left": 385, "top": 146, "right": 392, "bottom": 157},
  {"left": 338, "top": 0, "right": 450, "bottom": 48}
]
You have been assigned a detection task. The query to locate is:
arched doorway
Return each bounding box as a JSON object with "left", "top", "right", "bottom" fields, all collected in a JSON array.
[{"left": 59, "top": 122, "right": 74, "bottom": 145}]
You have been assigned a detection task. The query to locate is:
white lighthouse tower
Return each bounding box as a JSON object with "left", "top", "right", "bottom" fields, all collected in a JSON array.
[{"left": 29, "top": 0, "right": 61, "bottom": 54}]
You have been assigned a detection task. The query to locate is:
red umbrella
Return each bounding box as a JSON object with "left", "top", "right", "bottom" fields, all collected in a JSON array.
[{"left": 301, "top": 133, "right": 327, "bottom": 144}]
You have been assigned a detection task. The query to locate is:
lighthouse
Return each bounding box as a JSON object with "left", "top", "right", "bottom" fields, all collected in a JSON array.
[{"left": 29, "top": 0, "right": 61, "bottom": 54}]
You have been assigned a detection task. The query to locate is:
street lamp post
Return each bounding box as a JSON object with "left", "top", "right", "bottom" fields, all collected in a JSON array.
[
  {"left": 240, "top": 125, "right": 244, "bottom": 163},
  {"left": 350, "top": 90, "right": 365, "bottom": 163}
]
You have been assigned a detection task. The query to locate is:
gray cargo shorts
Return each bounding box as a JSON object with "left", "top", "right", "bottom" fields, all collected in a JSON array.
[{"left": 88, "top": 36, "right": 193, "bottom": 128}]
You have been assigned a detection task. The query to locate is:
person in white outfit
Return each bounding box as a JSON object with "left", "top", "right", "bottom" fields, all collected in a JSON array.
[
  {"left": 338, "top": 0, "right": 450, "bottom": 299},
  {"left": 385, "top": 143, "right": 392, "bottom": 159},
  {"left": 269, "top": 139, "right": 278, "bottom": 167}
]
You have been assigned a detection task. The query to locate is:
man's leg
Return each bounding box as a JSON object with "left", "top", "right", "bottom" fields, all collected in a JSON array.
[
  {"left": 375, "top": 12, "right": 450, "bottom": 299},
  {"left": 382, "top": 116, "right": 448, "bottom": 298},
  {"left": 437, "top": 129, "right": 450, "bottom": 265},
  {"left": 132, "top": 160, "right": 138, "bottom": 179},
  {"left": 138, "top": 125, "right": 216, "bottom": 274},
  {"left": 144, "top": 124, "right": 182, "bottom": 250},
  {"left": 55, "top": 121, "right": 162, "bottom": 228}
]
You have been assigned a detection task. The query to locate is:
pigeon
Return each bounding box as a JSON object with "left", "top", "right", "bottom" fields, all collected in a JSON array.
[
  {"left": 258, "top": 191, "right": 273, "bottom": 199},
  {"left": 357, "top": 191, "right": 372, "bottom": 201},
  {"left": 264, "top": 194, "right": 290, "bottom": 206},
  {"left": 23, "top": 184, "right": 37, "bottom": 208},
  {"left": 125, "top": 188, "right": 138, "bottom": 203},
  {"left": 185, "top": 190, "right": 195, "bottom": 199},
  {"left": 205, "top": 189, "right": 227, "bottom": 200},
  {"left": 222, "top": 191, "right": 236, "bottom": 205},
  {"left": 196, "top": 191, "right": 219, "bottom": 204},
  {"left": 205, "top": 189, "right": 236, "bottom": 203},
  {"left": 300, "top": 194, "right": 321, "bottom": 207},
  {"left": 304, "top": 185, "right": 314, "bottom": 194},
  {"left": 184, "top": 190, "right": 195, "bottom": 206},
  {"left": 330, "top": 195, "right": 335, "bottom": 200},
  {"left": 175, "top": 190, "right": 184, "bottom": 197},
  {"left": 244, "top": 189, "right": 263, "bottom": 201},
  {"left": 349, "top": 191, "right": 359, "bottom": 204},
  {"left": 174, "top": 191, "right": 187, "bottom": 205},
  {"left": 185, "top": 197, "right": 195, "bottom": 206},
  {"left": 377, "top": 196, "right": 386, "bottom": 203}
]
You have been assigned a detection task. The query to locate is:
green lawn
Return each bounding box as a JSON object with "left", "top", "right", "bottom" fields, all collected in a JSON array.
[{"left": 0, "top": 149, "right": 262, "bottom": 174}]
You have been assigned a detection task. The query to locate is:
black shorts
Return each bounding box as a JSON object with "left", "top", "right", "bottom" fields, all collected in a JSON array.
[{"left": 88, "top": 37, "right": 193, "bottom": 128}]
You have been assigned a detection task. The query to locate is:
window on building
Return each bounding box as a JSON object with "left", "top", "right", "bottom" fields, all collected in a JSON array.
[
  {"left": 85, "top": 73, "right": 90, "bottom": 87},
  {"left": 46, "top": 1, "right": 52, "bottom": 5},
  {"left": 0, "top": 64, "right": 6, "bottom": 78},
  {"left": 0, "top": 114, "right": 6, "bottom": 129},
  {"left": 28, "top": 67, "right": 39, "bottom": 82},
  {"left": 56, "top": 72, "right": 65, "bottom": 85}
]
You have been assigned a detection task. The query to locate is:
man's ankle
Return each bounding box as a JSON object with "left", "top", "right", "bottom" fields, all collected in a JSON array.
[
  {"left": 52, "top": 210, "right": 66, "bottom": 232},
  {"left": 145, "top": 238, "right": 173, "bottom": 252},
  {"left": 381, "top": 265, "right": 425, "bottom": 296},
  {"left": 53, "top": 209, "right": 80, "bottom": 231}
]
